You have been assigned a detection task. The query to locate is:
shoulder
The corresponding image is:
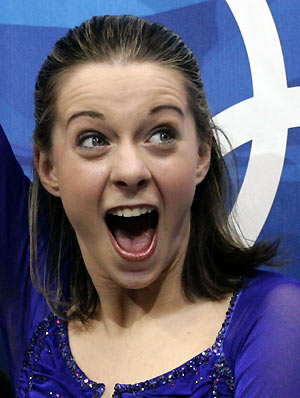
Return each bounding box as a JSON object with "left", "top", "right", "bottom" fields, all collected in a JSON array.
[
  {"left": 223, "top": 271, "right": 300, "bottom": 395},
  {"left": 224, "top": 270, "right": 300, "bottom": 358},
  {"left": 238, "top": 269, "right": 300, "bottom": 312},
  {"left": 243, "top": 268, "right": 300, "bottom": 288}
]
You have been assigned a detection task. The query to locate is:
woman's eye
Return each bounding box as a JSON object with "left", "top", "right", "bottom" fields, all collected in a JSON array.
[
  {"left": 148, "top": 127, "right": 176, "bottom": 144},
  {"left": 78, "top": 133, "right": 107, "bottom": 148}
]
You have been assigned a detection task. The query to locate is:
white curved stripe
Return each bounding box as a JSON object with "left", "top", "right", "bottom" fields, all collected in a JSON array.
[
  {"left": 214, "top": 86, "right": 300, "bottom": 155},
  {"left": 220, "top": 0, "right": 293, "bottom": 242},
  {"left": 283, "top": 87, "right": 300, "bottom": 127},
  {"left": 214, "top": 98, "right": 259, "bottom": 152},
  {"left": 226, "top": 0, "right": 287, "bottom": 95},
  {"left": 230, "top": 133, "right": 287, "bottom": 245}
]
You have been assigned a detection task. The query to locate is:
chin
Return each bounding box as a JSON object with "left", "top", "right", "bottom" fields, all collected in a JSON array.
[{"left": 113, "top": 266, "right": 164, "bottom": 291}]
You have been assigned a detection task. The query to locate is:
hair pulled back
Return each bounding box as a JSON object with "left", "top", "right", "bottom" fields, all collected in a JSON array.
[{"left": 30, "top": 15, "right": 279, "bottom": 321}]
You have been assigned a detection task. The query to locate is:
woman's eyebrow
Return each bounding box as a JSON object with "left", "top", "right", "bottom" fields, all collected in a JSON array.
[
  {"left": 66, "top": 110, "right": 105, "bottom": 127},
  {"left": 149, "top": 104, "right": 184, "bottom": 118},
  {"left": 65, "top": 106, "right": 183, "bottom": 127}
]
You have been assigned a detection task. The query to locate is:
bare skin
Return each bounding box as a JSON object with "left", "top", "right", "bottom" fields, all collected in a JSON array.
[{"left": 68, "top": 288, "right": 231, "bottom": 397}]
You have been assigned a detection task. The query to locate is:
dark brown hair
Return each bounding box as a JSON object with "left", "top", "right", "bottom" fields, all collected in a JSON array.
[{"left": 29, "top": 15, "right": 279, "bottom": 321}]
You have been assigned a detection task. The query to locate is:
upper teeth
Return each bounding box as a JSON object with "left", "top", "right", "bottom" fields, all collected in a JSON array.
[{"left": 108, "top": 207, "right": 153, "bottom": 217}]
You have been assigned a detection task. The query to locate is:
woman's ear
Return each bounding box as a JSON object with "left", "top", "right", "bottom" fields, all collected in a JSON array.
[
  {"left": 34, "top": 146, "right": 61, "bottom": 197},
  {"left": 195, "top": 139, "right": 211, "bottom": 185}
]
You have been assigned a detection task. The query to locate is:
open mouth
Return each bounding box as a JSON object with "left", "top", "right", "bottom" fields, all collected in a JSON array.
[{"left": 105, "top": 207, "right": 159, "bottom": 260}]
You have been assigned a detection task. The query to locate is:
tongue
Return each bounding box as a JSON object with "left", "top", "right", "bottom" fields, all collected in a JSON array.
[
  {"left": 110, "top": 213, "right": 155, "bottom": 253},
  {"left": 114, "top": 227, "right": 154, "bottom": 253}
]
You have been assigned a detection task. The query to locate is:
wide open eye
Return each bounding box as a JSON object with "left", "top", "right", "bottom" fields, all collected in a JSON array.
[
  {"left": 148, "top": 126, "right": 177, "bottom": 145},
  {"left": 78, "top": 133, "right": 108, "bottom": 148}
]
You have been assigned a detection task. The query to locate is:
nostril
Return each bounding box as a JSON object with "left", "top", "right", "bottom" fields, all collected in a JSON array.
[
  {"left": 115, "top": 179, "right": 147, "bottom": 189},
  {"left": 117, "top": 180, "right": 127, "bottom": 187},
  {"left": 137, "top": 179, "right": 147, "bottom": 188}
]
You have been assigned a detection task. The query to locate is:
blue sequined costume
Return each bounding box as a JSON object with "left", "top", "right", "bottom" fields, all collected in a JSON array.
[{"left": 1, "top": 125, "right": 300, "bottom": 397}]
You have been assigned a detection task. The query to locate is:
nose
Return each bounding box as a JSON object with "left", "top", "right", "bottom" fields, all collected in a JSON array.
[{"left": 110, "top": 142, "right": 151, "bottom": 191}]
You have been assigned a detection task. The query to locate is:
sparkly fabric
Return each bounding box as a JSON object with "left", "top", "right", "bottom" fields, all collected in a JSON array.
[
  {"left": 16, "top": 289, "right": 240, "bottom": 398},
  {"left": 1, "top": 124, "right": 300, "bottom": 397}
]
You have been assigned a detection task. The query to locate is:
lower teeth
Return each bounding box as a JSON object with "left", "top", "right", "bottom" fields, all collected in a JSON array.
[{"left": 106, "top": 212, "right": 157, "bottom": 253}]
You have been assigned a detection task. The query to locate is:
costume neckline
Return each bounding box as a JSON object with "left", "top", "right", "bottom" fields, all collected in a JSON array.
[{"left": 55, "top": 281, "right": 243, "bottom": 396}]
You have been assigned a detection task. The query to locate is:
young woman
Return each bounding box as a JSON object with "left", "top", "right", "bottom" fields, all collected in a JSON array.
[{"left": 1, "top": 15, "right": 299, "bottom": 398}]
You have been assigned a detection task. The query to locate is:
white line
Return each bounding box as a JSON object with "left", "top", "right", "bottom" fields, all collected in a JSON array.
[
  {"left": 218, "top": 0, "right": 293, "bottom": 242},
  {"left": 226, "top": 0, "right": 287, "bottom": 95}
]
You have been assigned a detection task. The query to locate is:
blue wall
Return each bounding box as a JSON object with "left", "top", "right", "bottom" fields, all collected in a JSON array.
[{"left": 0, "top": 0, "right": 299, "bottom": 373}]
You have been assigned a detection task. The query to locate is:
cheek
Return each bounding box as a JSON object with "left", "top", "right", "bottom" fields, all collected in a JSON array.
[
  {"left": 156, "top": 156, "right": 198, "bottom": 218},
  {"left": 170, "top": 167, "right": 197, "bottom": 211},
  {"left": 56, "top": 162, "right": 108, "bottom": 235}
]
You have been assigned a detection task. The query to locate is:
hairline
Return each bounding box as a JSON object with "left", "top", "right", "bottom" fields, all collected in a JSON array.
[{"left": 42, "top": 58, "right": 208, "bottom": 151}]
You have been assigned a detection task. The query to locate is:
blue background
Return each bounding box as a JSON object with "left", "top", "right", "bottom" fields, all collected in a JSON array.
[{"left": 1, "top": 0, "right": 299, "bottom": 372}]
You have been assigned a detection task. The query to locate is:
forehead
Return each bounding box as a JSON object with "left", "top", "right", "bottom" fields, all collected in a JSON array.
[{"left": 54, "top": 62, "right": 190, "bottom": 122}]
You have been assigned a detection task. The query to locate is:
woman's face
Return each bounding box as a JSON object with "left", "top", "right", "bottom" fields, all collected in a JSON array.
[{"left": 37, "top": 62, "right": 210, "bottom": 290}]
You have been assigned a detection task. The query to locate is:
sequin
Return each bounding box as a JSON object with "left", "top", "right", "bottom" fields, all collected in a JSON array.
[{"left": 18, "top": 282, "right": 242, "bottom": 398}]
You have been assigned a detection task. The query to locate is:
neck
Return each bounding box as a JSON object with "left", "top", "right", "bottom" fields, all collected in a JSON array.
[{"left": 92, "top": 261, "right": 189, "bottom": 335}]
